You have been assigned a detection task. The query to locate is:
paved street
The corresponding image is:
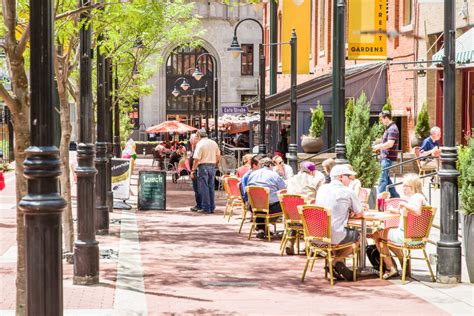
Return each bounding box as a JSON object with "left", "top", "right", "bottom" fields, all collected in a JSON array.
[{"left": 0, "top": 159, "right": 473, "bottom": 315}]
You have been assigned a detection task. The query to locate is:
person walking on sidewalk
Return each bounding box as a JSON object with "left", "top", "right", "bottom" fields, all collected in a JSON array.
[
  {"left": 189, "top": 133, "right": 202, "bottom": 212},
  {"left": 373, "top": 110, "right": 400, "bottom": 198},
  {"left": 191, "top": 129, "right": 221, "bottom": 214}
]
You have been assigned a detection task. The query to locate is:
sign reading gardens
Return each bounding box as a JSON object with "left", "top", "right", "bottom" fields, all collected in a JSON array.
[{"left": 138, "top": 171, "right": 166, "bottom": 210}]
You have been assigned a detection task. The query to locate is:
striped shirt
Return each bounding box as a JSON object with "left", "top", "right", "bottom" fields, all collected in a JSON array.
[{"left": 381, "top": 122, "right": 399, "bottom": 161}]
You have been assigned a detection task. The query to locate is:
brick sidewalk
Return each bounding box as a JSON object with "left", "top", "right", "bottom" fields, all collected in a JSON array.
[{"left": 0, "top": 160, "right": 472, "bottom": 315}]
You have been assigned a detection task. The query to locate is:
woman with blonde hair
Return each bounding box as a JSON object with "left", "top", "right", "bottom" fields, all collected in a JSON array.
[
  {"left": 372, "top": 173, "right": 427, "bottom": 279},
  {"left": 236, "top": 153, "right": 253, "bottom": 178},
  {"left": 345, "top": 164, "right": 361, "bottom": 197}
]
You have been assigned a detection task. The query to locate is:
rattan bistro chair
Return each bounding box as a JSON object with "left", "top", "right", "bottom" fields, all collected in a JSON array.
[
  {"left": 379, "top": 206, "right": 437, "bottom": 284},
  {"left": 246, "top": 186, "right": 282, "bottom": 241},
  {"left": 299, "top": 205, "right": 358, "bottom": 285},
  {"left": 224, "top": 176, "right": 245, "bottom": 222},
  {"left": 278, "top": 194, "right": 305, "bottom": 255}
]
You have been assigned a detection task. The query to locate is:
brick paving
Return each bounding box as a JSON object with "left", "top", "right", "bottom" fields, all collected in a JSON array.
[{"left": 0, "top": 159, "right": 472, "bottom": 315}]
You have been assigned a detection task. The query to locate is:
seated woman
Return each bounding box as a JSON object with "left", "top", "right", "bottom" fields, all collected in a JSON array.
[
  {"left": 236, "top": 154, "right": 253, "bottom": 178},
  {"left": 287, "top": 161, "right": 325, "bottom": 201},
  {"left": 173, "top": 152, "right": 191, "bottom": 182},
  {"left": 272, "top": 155, "right": 294, "bottom": 180},
  {"left": 321, "top": 158, "right": 336, "bottom": 184},
  {"left": 345, "top": 164, "right": 362, "bottom": 197},
  {"left": 372, "top": 173, "right": 427, "bottom": 279}
]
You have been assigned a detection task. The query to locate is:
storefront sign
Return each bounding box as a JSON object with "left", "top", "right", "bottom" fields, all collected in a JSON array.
[
  {"left": 348, "top": 0, "right": 387, "bottom": 60},
  {"left": 222, "top": 106, "right": 248, "bottom": 114}
]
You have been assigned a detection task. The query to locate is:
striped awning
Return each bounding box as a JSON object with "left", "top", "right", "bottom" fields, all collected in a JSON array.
[{"left": 433, "top": 28, "right": 474, "bottom": 64}]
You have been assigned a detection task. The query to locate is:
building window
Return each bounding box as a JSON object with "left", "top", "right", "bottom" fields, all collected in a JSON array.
[
  {"left": 129, "top": 99, "right": 139, "bottom": 129},
  {"left": 403, "top": 0, "right": 412, "bottom": 26},
  {"left": 241, "top": 94, "right": 257, "bottom": 106},
  {"left": 319, "top": 0, "right": 325, "bottom": 54},
  {"left": 241, "top": 44, "right": 254, "bottom": 76}
]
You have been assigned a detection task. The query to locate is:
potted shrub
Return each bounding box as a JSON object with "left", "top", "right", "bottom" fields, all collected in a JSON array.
[
  {"left": 301, "top": 102, "right": 325, "bottom": 153},
  {"left": 459, "top": 135, "right": 474, "bottom": 283},
  {"left": 411, "top": 102, "right": 430, "bottom": 147},
  {"left": 346, "top": 92, "right": 381, "bottom": 188}
]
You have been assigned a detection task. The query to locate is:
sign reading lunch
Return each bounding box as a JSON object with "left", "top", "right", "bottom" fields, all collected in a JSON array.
[{"left": 348, "top": 0, "right": 387, "bottom": 60}]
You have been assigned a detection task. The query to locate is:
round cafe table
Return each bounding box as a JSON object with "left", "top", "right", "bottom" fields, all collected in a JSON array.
[{"left": 349, "top": 211, "right": 400, "bottom": 273}]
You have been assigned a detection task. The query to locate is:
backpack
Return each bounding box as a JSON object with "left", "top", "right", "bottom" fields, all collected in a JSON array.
[{"left": 366, "top": 244, "right": 387, "bottom": 273}]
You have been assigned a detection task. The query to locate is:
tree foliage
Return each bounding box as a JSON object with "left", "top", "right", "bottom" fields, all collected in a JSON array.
[
  {"left": 309, "top": 101, "right": 324, "bottom": 138},
  {"left": 346, "top": 92, "right": 381, "bottom": 188},
  {"left": 460, "top": 135, "right": 474, "bottom": 214},
  {"left": 415, "top": 102, "right": 430, "bottom": 138}
]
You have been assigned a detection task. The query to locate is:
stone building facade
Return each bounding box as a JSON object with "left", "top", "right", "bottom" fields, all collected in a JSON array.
[{"left": 134, "top": 1, "right": 263, "bottom": 140}]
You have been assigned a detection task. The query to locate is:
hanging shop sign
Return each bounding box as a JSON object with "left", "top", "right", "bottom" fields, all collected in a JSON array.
[{"left": 348, "top": 0, "right": 387, "bottom": 60}]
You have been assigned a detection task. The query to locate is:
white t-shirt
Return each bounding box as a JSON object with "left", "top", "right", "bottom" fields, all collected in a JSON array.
[{"left": 193, "top": 138, "right": 220, "bottom": 164}]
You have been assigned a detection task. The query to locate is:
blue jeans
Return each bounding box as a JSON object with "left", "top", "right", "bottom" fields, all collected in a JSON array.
[
  {"left": 197, "top": 164, "right": 216, "bottom": 212},
  {"left": 378, "top": 159, "right": 400, "bottom": 198},
  {"left": 192, "top": 177, "right": 202, "bottom": 209}
]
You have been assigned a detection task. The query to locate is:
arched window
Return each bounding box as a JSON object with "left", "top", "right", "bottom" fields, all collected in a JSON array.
[{"left": 166, "top": 46, "right": 214, "bottom": 125}]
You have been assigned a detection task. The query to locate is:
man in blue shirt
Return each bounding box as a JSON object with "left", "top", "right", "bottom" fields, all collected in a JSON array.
[
  {"left": 247, "top": 157, "right": 286, "bottom": 238},
  {"left": 420, "top": 126, "right": 441, "bottom": 170}
]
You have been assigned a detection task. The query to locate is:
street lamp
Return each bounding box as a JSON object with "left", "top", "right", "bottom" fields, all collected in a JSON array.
[
  {"left": 193, "top": 52, "right": 220, "bottom": 143},
  {"left": 20, "top": 0, "right": 66, "bottom": 313},
  {"left": 332, "top": 0, "right": 348, "bottom": 164},
  {"left": 437, "top": 0, "right": 461, "bottom": 284},
  {"left": 171, "top": 77, "right": 191, "bottom": 97},
  {"left": 263, "top": 30, "right": 298, "bottom": 173},
  {"left": 228, "top": 18, "right": 267, "bottom": 154}
]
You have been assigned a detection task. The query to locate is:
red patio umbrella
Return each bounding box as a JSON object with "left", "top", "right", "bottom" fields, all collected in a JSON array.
[{"left": 145, "top": 120, "right": 197, "bottom": 134}]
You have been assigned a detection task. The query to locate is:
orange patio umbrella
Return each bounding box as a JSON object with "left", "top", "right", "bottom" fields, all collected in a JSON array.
[{"left": 145, "top": 120, "right": 197, "bottom": 134}]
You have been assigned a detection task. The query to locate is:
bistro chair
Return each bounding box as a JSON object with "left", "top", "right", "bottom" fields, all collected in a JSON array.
[
  {"left": 299, "top": 205, "right": 358, "bottom": 285},
  {"left": 224, "top": 176, "right": 245, "bottom": 222},
  {"left": 221, "top": 175, "right": 232, "bottom": 217},
  {"left": 379, "top": 206, "right": 437, "bottom": 284},
  {"left": 358, "top": 188, "right": 371, "bottom": 205},
  {"left": 246, "top": 186, "right": 282, "bottom": 241},
  {"left": 278, "top": 194, "right": 306, "bottom": 255},
  {"left": 383, "top": 198, "right": 407, "bottom": 229},
  {"left": 413, "top": 146, "right": 438, "bottom": 185}
]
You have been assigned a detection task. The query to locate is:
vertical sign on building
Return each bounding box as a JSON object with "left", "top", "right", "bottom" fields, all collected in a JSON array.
[
  {"left": 348, "top": 0, "right": 387, "bottom": 60},
  {"left": 281, "top": 0, "right": 310, "bottom": 74}
]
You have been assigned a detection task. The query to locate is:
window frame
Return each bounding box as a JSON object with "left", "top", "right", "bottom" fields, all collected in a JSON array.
[{"left": 241, "top": 44, "right": 254, "bottom": 76}]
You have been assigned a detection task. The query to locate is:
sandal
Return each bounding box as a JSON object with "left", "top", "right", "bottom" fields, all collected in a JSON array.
[{"left": 382, "top": 268, "right": 399, "bottom": 280}]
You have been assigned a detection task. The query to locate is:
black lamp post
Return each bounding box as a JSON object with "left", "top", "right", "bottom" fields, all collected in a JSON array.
[
  {"left": 113, "top": 65, "right": 121, "bottom": 158},
  {"left": 20, "top": 0, "right": 67, "bottom": 313},
  {"left": 105, "top": 57, "right": 114, "bottom": 214},
  {"left": 73, "top": 0, "right": 99, "bottom": 285},
  {"left": 437, "top": 0, "right": 461, "bottom": 283},
  {"left": 332, "top": 0, "right": 348, "bottom": 164},
  {"left": 192, "top": 53, "right": 219, "bottom": 143},
  {"left": 95, "top": 33, "right": 108, "bottom": 235},
  {"left": 228, "top": 18, "right": 266, "bottom": 154}
]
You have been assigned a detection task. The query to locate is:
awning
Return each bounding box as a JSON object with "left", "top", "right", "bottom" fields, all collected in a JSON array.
[{"left": 433, "top": 28, "right": 474, "bottom": 64}]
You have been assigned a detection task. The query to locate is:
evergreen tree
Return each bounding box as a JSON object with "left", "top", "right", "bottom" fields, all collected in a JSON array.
[
  {"left": 346, "top": 92, "right": 381, "bottom": 187},
  {"left": 345, "top": 98, "right": 354, "bottom": 135},
  {"left": 415, "top": 103, "right": 431, "bottom": 138},
  {"left": 309, "top": 101, "right": 325, "bottom": 138},
  {"left": 460, "top": 136, "right": 474, "bottom": 214}
]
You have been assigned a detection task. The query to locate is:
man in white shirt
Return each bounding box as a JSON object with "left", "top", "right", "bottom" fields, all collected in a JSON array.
[
  {"left": 191, "top": 129, "right": 221, "bottom": 214},
  {"left": 316, "top": 164, "right": 364, "bottom": 280}
]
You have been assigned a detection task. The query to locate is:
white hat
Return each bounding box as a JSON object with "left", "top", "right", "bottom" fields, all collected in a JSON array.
[{"left": 330, "top": 164, "right": 357, "bottom": 178}]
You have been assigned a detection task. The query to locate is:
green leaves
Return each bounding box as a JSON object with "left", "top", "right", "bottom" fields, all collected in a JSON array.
[
  {"left": 309, "top": 101, "right": 325, "bottom": 138},
  {"left": 460, "top": 135, "right": 474, "bottom": 214},
  {"left": 346, "top": 92, "right": 381, "bottom": 188},
  {"left": 415, "top": 102, "right": 430, "bottom": 139}
]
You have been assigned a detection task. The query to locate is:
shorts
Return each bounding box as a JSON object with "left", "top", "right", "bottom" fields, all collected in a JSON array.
[
  {"left": 339, "top": 228, "right": 360, "bottom": 244},
  {"left": 388, "top": 228, "right": 423, "bottom": 245}
]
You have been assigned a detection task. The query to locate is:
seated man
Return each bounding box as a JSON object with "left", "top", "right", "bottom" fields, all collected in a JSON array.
[
  {"left": 247, "top": 157, "right": 286, "bottom": 239},
  {"left": 315, "top": 164, "right": 364, "bottom": 281},
  {"left": 419, "top": 126, "right": 441, "bottom": 170}
]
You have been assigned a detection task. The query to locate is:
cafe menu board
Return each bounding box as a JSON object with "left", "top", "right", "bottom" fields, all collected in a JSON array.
[{"left": 138, "top": 171, "right": 166, "bottom": 210}]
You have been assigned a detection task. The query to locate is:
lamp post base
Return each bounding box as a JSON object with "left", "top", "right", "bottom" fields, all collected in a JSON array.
[
  {"left": 436, "top": 240, "right": 462, "bottom": 283},
  {"left": 287, "top": 143, "right": 298, "bottom": 174},
  {"left": 259, "top": 144, "right": 266, "bottom": 155},
  {"left": 335, "top": 143, "right": 348, "bottom": 165}
]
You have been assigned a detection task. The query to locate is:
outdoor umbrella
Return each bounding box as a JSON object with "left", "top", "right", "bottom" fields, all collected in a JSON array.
[{"left": 145, "top": 120, "right": 197, "bottom": 134}]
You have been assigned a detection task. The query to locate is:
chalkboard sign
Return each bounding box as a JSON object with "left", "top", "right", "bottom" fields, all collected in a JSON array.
[{"left": 138, "top": 171, "right": 166, "bottom": 210}]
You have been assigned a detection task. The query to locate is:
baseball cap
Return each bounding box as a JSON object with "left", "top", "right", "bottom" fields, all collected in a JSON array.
[
  {"left": 300, "top": 161, "right": 316, "bottom": 173},
  {"left": 330, "top": 164, "right": 357, "bottom": 178}
]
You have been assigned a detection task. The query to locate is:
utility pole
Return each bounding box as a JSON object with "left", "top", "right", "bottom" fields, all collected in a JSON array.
[
  {"left": 74, "top": 0, "right": 99, "bottom": 285},
  {"left": 20, "top": 0, "right": 66, "bottom": 313},
  {"left": 332, "top": 0, "right": 348, "bottom": 164},
  {"left": 437, "top": 0, "right": 461, "bottom": 283}
]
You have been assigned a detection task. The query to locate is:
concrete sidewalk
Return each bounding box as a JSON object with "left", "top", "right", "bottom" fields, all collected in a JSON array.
[{"left": 0, "top": 158, "right": 472, "bottom": 315}]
